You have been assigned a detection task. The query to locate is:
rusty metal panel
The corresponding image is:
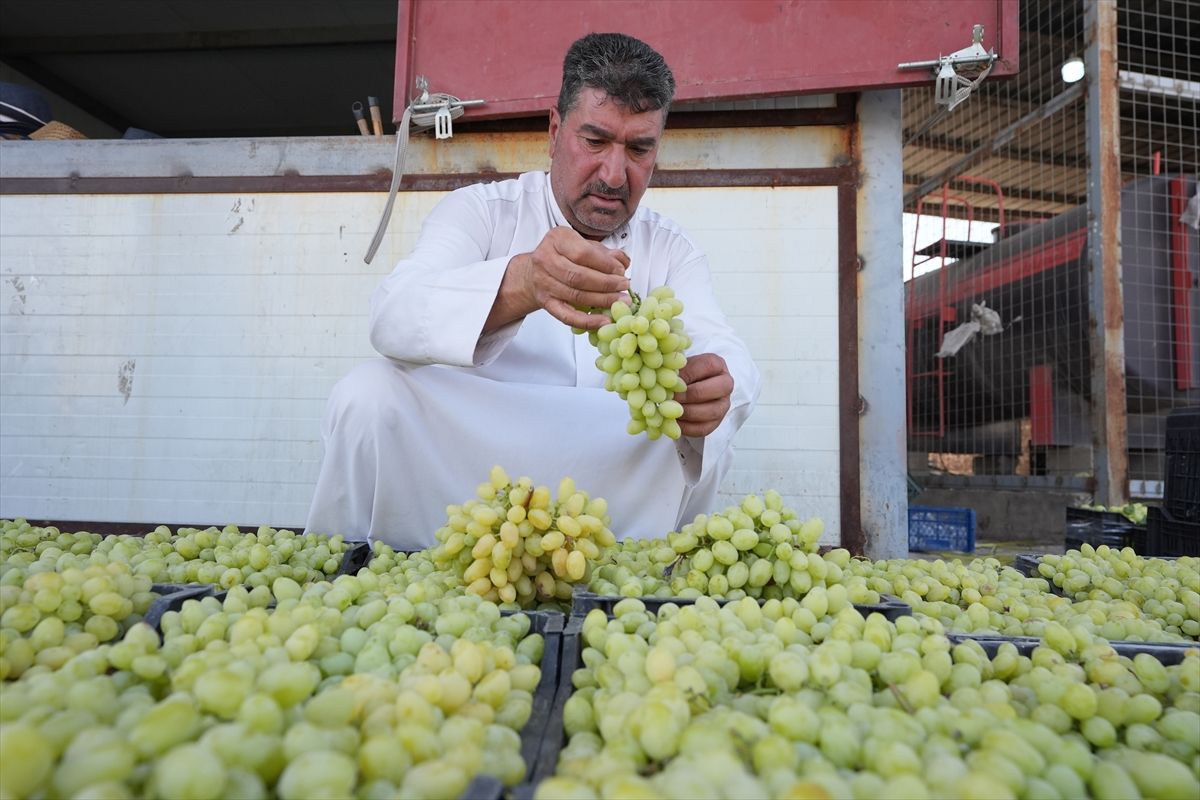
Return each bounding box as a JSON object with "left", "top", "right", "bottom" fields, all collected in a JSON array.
[{"left": 394, "top": 0, "right": 1018, "bottom": 121}]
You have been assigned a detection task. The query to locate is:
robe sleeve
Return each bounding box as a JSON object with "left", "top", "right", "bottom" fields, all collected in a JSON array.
[
  {"left": 667, "top": 248, "right": 762, "bottom": 491},
  {"left": 368, "top": 186, "right": 520, "bottom": 367}
]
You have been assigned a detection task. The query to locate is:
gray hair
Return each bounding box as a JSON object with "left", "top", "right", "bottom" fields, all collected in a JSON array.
[{"left": 556, "top": 33, "right": 676, "bottom": 118}]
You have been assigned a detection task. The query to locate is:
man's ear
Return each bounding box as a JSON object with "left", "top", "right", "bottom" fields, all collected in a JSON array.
[{"left": 548, "top": 107, "right": 561, "bottom": 158}]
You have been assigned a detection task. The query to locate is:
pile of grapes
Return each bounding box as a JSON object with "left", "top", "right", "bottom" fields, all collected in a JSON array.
[
  {"left": 1, "top": 571, "right": 548, "bottom": 799},
  {"left": 4, "top": 478, "right": 1200, "bottom": 800},
  {"left": 2, "top": 519, "right": 350, "bottom": 590},
  {"left": 538, "top": 596, "right": 1200, "bottom": 800},
  {"left": 587, "top": 528, "right": 1199, "bottom": 645},
  {"left": 432, "top": 467, "right": 616, "bottom": 607},
  {"left": 1036, "top": 545, "right": 1199, "bottom": 638},
  {"left": 583, "top": 287, "right": 690, "bottom": 440}
]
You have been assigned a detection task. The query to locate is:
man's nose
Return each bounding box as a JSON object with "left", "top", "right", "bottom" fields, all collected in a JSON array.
[{"left": 597, "top": 147, "right": 627, "bottom": 189}]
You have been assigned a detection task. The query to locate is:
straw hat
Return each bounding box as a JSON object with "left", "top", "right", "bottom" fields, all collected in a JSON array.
[{"left": 29, "top": 120, "right": 87, "bottom": 140}]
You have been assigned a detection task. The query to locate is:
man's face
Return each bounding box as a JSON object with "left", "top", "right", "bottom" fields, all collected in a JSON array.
[{"left": 548, "top": 87, "right": 666, "bottom": 240}]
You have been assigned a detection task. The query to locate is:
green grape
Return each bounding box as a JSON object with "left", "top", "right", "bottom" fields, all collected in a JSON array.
[
  {"left": 152, "top": 743, "right": 227, "bottom": 800},
  {"left": 583, "top": 286, "right": 690, "bottom": 440},
  {"left": 0, "top": 723, "right": 54, "bottom": 798}
]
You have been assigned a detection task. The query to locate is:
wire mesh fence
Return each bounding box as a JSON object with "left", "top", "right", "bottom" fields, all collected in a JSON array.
[
  {"left": 903, "top": 0, "right": 1198, "bottom": 502},
  {"left": 1117, "top": 0, "right": 1199, "bottom": 491}
]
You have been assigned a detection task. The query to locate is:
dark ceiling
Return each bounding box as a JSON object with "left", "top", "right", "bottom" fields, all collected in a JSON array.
[{"left": 0, "top": 0, "right": 400, "bottom": 138}]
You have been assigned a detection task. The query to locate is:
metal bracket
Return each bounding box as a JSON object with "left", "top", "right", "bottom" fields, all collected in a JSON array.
[
  {"left": 434, "top": 104, "right": 454, "bottom": 139},
  {"left": 898, "top": 24, "right": 997, "bottom": 111}
]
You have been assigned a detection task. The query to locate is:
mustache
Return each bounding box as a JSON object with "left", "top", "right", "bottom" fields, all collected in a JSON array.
[{"left": 584, "top": 181, "right": 629, "bottom": 200}]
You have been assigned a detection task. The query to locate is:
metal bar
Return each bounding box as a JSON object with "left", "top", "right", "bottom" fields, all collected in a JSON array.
[
  {"left": 897, "top": 54, "right": 998, "bottom": 71},
  {"left": 1117, "top": 70, "right": 1200, "bottom": 102},
  {"left": 1169, "top": 177, "right": 1195, "bottom": 390},
  {"left": 838, "top": 178, "right": 863, "bottom": 556},
  {"left": 1084, "top": 0, "right": 1128, "bottom": 507},
  {"left": 857, "top": 89, "right": 906, "bottom": 559},
  {"left": 408, "top": 99, "right": 487, "bottom": 112},
  {"left": 903, "top": 81, "right": 1086, "bottom": 206},
  {"left": 914, "top": 474, "right": 1094, "bottom": 491},
  {"left": 0, "top": 167, "right": 858, "bottom": 196}
]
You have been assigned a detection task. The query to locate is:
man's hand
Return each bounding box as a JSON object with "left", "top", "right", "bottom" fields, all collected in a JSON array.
[
  {"left": 486, "top": 226, "right": 630, "bottom": 333},
  {"left": 675, "top": 353, "right": 734, "bottom": 438}
]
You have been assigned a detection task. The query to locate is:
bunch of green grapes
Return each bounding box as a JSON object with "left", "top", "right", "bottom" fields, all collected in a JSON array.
[
  {"left": 583, "top": 287, "right": 690, "bottom": 440},
  {"left": 1036, "top": 545, "right": 1199, "bottom": 639},
  {"left": 1, "top": 559, "right": 155, "bottom": 680},
  {"left": 658, "top": 492, "right": 844, "bottom": 601},
  {"left": 1, "top": 577, "right": 548, "bottom": 799},
  {"left": 535, "top": 595, "right": 1200, "bottom": 800},
  {"left": 433, "top": 467, "right": 616, "bottom": 607}
]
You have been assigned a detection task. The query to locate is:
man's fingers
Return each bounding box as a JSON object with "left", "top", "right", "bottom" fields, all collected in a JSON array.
[
  {"left": 558, "top": 263, "right": 630, "bottom": 294},
  {"left": 675, "top": 372, "right": 734, "bottom": 405},
  {"left": 544, "top": 297, "right": 610, "bottom": 331},
  {"left": 554, "top": 234, "right": 630, "bottom": 276},
  {"left": 677, "top": 396, "right": 730, "bottom": 425}
]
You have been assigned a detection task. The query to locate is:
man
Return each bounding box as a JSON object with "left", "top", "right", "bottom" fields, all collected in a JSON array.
[{"left": 306, "top": 32, "right": 760, "bottom": 549}]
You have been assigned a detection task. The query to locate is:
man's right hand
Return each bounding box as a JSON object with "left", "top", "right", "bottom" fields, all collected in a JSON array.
[{"left": 485, "top": 226, "right": 631, "bottom": 333}]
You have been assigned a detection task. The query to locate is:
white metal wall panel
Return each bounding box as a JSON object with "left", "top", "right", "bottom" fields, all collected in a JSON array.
[
  {"left": 648, "top": 186, "right": 842, "bottom": 542},
  {"left": 0, "top": 191, "right": 434, "bottom": 527},
  {"left": 2, "top": 186, "right": 840, "bottom": 540}
]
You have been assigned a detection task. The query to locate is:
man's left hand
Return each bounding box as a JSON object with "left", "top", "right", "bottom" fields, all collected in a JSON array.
[{"left": 674, "top": 353, "right": 734, "bottom": 438}]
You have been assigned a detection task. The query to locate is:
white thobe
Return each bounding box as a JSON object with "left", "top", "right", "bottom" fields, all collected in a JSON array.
[{"left": 306, "top": 170, "right": 760, "bottom": 550}]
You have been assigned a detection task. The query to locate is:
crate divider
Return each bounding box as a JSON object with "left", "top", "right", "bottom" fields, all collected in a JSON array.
[{"left": 569, "top": 591, "right": 911, "bottom": 623}]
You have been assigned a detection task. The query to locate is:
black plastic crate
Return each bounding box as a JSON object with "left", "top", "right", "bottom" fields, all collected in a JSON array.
[
  {"left": 336, "top": 541, "right": 373, "bottom": 576},
  {"left": 151, "top": 582, "right": 203, "bottom": 596},
  {"left": 458, "top": 775, "right": 505, "bottom": 800},
  {"left": 1064, "top": 506, "right": 1146, "bottom": 552},
  {"left": 524, "top": 616, "right": 585, "bottom": 789},
  {"left": 1146, "top": 505, "right": 1200, "bottom": 557},
  {"left": 570, "top": 591, "right": 912, "bottom": 622},
  {"left": 145, "top": 584, "right": 214, "bottom": 631},
  {"left": 1164, "top": 406, "right": 1200, "bottom": 522},
  {"left": 512, "top": 611, "right": 565, "bottom": 783},
  {"left": 1011, "top": 553, "right": 1044, "bottom": 579},
  {"left": 947, "top": 633, "right": 1198, "bottom": 665}
]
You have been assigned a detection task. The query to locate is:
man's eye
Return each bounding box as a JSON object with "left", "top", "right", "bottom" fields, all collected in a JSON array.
[
  {"left": 585, "top": 138, "right": 605, "bottom": 147},
  {"left": 630, "top": 146, "right": 650, "bottom": 156}
]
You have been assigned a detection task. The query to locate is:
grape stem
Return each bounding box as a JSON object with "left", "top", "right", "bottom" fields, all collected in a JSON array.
[{"left": 888, "top": 683, "right": 915, "bottom": 714}]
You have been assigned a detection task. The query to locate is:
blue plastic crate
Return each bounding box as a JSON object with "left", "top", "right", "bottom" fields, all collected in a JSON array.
[{"left": 909, "top": 506, "right": 976, "bottom": 553}]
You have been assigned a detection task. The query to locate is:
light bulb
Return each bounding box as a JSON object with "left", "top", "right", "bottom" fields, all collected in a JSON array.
[{"left": 1061, "top": 57, "right": 1085, "bottom": 83}]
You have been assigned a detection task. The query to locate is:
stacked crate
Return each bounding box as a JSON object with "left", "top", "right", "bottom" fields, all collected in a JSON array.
[{"left": 1150, "top": 407, "right": 1200, "bottom": 556}]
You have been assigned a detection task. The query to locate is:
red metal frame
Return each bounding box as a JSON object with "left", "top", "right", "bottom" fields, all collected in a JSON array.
[
  {"left": 907, "top": 178, "right": 1009, "bottom": 439},
  {"left": 1170, "top": 176, "right": 1196, "bottom": 390},
  {"left": 1029, "top": 364, "right": 1054, "bottom": 445}
]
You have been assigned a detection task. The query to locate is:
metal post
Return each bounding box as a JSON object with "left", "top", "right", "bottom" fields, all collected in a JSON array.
[
  {"left": 857, "top": 90, "right": 909, "bottom": 559},
  {"left": 1084, "top": 0, "right": 1129, "bottom": 506}
]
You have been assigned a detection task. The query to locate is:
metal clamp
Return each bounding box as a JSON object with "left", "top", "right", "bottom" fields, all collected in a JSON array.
[{"left": 898, "top": 24, "right": 997, "bottom": 111}]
